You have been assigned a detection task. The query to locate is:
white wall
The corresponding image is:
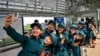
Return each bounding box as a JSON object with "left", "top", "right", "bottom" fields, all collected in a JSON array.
[{"left": 0, "top": 16, "right": 23, "bottom": 39}]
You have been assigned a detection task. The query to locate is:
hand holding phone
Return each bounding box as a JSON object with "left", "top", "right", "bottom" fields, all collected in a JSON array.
[
  {"left": 4, "top": 13, "right": 19, "bottom": 28},
  {"left": 12, "top": 13, "right": 19, "bottom": 22},
  {"left": 4, "top": 13, "right": 13, "bottom": 28}
]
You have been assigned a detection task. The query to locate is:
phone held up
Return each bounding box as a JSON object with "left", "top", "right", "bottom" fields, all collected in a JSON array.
[{"left": 7, "top": 13, "right": 19, "bottom": 22}]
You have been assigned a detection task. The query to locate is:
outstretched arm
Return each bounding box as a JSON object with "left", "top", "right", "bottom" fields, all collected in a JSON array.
[{"left": 3, "top": 14, "right": 27, "bottom": 43}]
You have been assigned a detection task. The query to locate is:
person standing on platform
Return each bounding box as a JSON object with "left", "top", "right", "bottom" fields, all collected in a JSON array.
[
  {"left": 87, "top": 21, "right": 96, "bottom": 48},
  {"left": 77, "top": 21, "right": 86, "bottom": 45},
  {"left": 40, "top": 33, "right": 58, "bottom": 56},
  {"left": 3, "top": 14, "right": 44, "bottom": 56},
  {"left": 68, "top": 24, "right": 77, "bottom": 56},
  {"left": 42, "top": 20, "right": 56, "bottom": 56},
  {"left": 42, "top": 20, "right": 56, "bottom": 39},
  {"left": 55, "top": 23, "right": 69, "bottom": 56}
]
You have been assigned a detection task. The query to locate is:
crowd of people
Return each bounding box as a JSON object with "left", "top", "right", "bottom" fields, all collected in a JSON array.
[{"left": 3, "top": 14, "right": 97, "bottom": 56}]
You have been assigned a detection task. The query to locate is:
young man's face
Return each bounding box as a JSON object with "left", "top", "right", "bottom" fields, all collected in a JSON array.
[
  {"left": 78, "top": 24, "right": 83, "bottom": 29},
  {"left": 44, "top": 36, "right": 53, "bottom": 46},
  {"left": 47, "top": 23, "right": 55, "bottom": 31},
  {"left": 70, "top": 28, "right": 76, "bottom": 34},
  {"left": 58, "top": 26, "right": 65, "bottom": 34},
  {"left": 31, "top": 26, "right": 42, "bottom": 37}
]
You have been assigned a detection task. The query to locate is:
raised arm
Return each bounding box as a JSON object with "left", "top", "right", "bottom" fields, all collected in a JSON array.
[{"left": 3, "top": 14, "right": 27, "bottom": 43}]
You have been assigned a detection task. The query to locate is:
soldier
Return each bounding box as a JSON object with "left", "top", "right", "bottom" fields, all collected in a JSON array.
[
  {"left": 41, "top": 20, "right": 56, "bottom": 56},
  {"left": 39, "top": 33, "right": 58, "bottom": 56},
  {"left": 68, "top": 24, "right": 77, "bottom": 56},
  {"left": 68, "top": 24, "right": 83, "bottom": 56},
  {"left": 73, "top": 32, "right": 83, "bottom": 56},
  {"left": 77, "top": 21, "right": 86, "bottom": 45},
  {"left": 42, "top": 20, "right": 56, "bottom": 39},
  {"left": 87, "top": 21, "right": 96, "bottom": 48},
  {"left": 55, "top": 23, "right": 68, "bottom": 56},
  {"left": 3, "top": 14, "right": 43, "bottom": 56},
  {"left": 90, "top": 17, "right": 97, "bottom": 44}
]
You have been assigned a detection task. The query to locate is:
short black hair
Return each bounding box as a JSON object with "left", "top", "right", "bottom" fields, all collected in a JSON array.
[
  {"left": 81, "top": 18, "right": 84, "bottom": 21},
  {"left": 91, "top": 17, "right": 94, "bottom": 19},
  {"left": 86, "top": 17, "right": 89, "bottom": 21},
  {"left": 34, "top": 19, "right": 39, "bottom": 23}
]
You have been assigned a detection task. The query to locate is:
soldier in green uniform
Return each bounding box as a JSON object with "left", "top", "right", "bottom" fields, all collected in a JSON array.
[
  {"left": 3, "top": 14, "right": 44, "bottom": 56},
  {"left": 41, "top": 20, "right": 56, "bottom": 56},
  {"left": 41, "top": 33, "right": 58, "bottom": 56},
  {"left": 68, "top": 24, "right": 83, "bottom": 56},
  {"left": 55, "top": 23, "right": 68, "bottom": 56},
  {"left": 77, "top": 21, "right": 86, "bottom": 45},
  {"left": 42, "top": 20, "right": 56, "bottom": 39},
  {"left": 68, "top": 24, "right": 77, "bottom": 56},
  {"left": 87, "top": 21, "right": 95, "bottom": 48}
]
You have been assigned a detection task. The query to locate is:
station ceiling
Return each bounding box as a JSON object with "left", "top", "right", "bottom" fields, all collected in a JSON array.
[
  {"left": 2, "top": 0, "right": 100, "bottom": 13},
  {"left": 68, "top": 0, "right": 100, "bottom": 9}
]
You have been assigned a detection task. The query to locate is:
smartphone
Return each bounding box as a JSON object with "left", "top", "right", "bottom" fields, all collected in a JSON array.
[{"left": 12, "top": 13, "right": 19, "bottom": 22}]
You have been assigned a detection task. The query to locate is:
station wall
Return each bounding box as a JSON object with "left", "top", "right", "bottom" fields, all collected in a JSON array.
[{"left": 0, "top": 16, "right": 23, "bottom": 39}]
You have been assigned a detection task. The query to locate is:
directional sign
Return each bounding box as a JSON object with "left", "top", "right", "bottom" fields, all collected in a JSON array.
[{"left": 54, "top": 17, "right": 64, "bottom": 23}]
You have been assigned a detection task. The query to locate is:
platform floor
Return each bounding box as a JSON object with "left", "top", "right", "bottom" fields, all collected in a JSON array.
[{"left": 0, "top": 34, "right": 100, "bottom": 56}]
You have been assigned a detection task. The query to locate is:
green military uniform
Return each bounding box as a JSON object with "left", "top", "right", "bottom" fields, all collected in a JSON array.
[
  {"left": 55, "top": 23, "right": 68, "bottom": 56},
  {"left": 68, "top": 24, "right": 77, "bottom": 56},
  {"left": 3, "top": 26, "right": 43, "bottom": 56}
]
